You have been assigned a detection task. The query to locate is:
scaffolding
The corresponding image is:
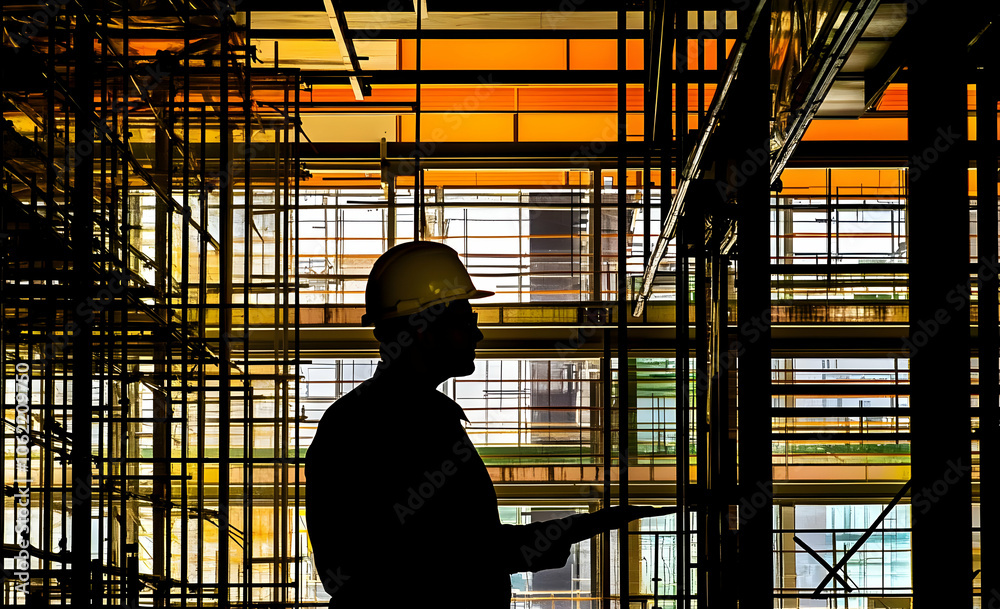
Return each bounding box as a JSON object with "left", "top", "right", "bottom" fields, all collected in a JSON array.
[
  {"left": 3, "top": 2, "right": 301, "bottom": 605},
  {"left": 2, "top": 1, "right": 998, "bottom": 608}
]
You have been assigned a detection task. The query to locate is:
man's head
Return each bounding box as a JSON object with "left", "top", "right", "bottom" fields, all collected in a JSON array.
[
  {"left": 373, "top": 298, "right": 483, "bottom": 379},
  {"left": 364, "top": 242, "right": 493, "bottom": 383}
]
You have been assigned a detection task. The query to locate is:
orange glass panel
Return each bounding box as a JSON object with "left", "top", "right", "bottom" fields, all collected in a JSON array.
[
  {"left": 508, "top": 86, "right": 642, "bottom": 112},
  {"left": 400, "top": 39, "right": 415, "bottom": 70},
  {"left": 519, "top": 87, "right": 611, "bottom": 111},
  {"left": 519, "top": 113, "right": 618, "bottom": 142},
  {"left": 778, "top": 168, "right": 828, "bottom": 196},
  {"left": 877, "top": 83, "right": 907, "bottom": 111},
  {"left": 726, "top": 38, "right": 735, "bottom": 57},
  {"left": 687, "top": 39, "right": 699, "bottom": 70},
  {"left": 684, "top": 83, "right": 716, "bottom": 112},
  {"left": 627, "top": 39, "right": 644, "bottom": 70},
  {"left": 420, "top": 40, "right": 567, "bottom": 70},
  {"left": 628, "top": 86, "right": 644, "bottom": 111},
  {"left": 968, "top": 116, "right": 1000, "bottom": 142},
  {"left": 399, "top": 113, "right": 514, "bottom": 142},
  {"left": 627, "top": 113, "right": 644, "bottom": 138},
  {"left": 704, "top": 83, "right": 719, "bottom": 109},
  {"left": 877, "top": 83, "right": 999, "bottom": 113},
  {"left": 831, "top": 169, "right": 905, "bottom": 197},
  {"left": 566, "top": 39, "right": 644, "bottom": 70},
  {"left": 418, "top": 87, "right": 516, "bottom": 111},
  {"left": 422, "top": 170, "right": 590, "bottom": 187},
  {"left": 688, "top": 112, "right": 699, "bottom": 131},
  {"left": 970, "top": 169, "right": 1000, "bottom": 198},
  {"left": 802, "top": 118, "right": 908, "bottom": 141},
  {"left": 703, "top": 38, "right": 718, "bottom": 70},
  {"left": 257, "top": 85, "right": 417, "bottom": 104},
  {"left": 569, "top": 39, "right": 614, "bottom": 70}
]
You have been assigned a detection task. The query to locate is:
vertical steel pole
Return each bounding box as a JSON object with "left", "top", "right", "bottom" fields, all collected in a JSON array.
[
  {"left": 734, "top": 2, "right": 773, "bottom": 606},
  {"left": 978, "top": 27, "right": 1000, "bottom": 609},
  {"left": 695, "top": 221, "right": 708, "bottom": 608},
  {"left": 414, "top": 1, "right": 422, "bottom": 241},
  {"left": 152, "top": 82, "right": 170, "bottom": 609},
  {"left": 617, "top": 1, "right": 631, "bottom": 604},
  {"left": 677, "top": 221, "right": 690, "bottom": 608},
  {"left": 600, "top": 163, "right": 609, "bottom": 607},
  {"left": 218, "top": 8, "right": 233, "bottom": 607},
  {"left": 71, "top": 4, "right": 95, "bottom": 606},
  {"left": 908, "top": 2, "right": 972, "bottom": 607}
]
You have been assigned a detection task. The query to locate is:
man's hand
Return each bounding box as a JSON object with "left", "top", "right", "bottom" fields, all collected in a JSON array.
[
  {"left": 516, "top": 506, "right": 676, "bottom": 572},
  {"left": 553, "top": 505, "right": 679, "bottom": 547},
  {"left": 597, "top": 505, "right": 677, "bottom": 528}
]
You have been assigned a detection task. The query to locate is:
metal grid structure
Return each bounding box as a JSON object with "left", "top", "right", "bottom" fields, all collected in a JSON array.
[
  {"left": 2, "top": 1, "right": 999, "bottom": 608},
  {"left": 3, "top": 2, "right": 301, "bottom": 606}
]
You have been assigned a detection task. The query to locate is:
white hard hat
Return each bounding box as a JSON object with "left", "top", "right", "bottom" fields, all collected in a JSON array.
[{"left": 361, "top": 241, "right": 494, "bottom": 326}]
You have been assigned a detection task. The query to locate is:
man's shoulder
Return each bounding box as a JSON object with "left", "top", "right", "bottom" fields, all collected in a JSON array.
[
  {"left": 314, "top": 384, "right": 374, "bottom": 435},
  {"left": 312, "top": 378, "right": 411, "bottom": 438}
]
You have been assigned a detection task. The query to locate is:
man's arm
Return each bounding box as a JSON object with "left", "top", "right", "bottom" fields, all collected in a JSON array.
[{"left": 496, "top": 506, "right": 677, "bottom": 574}]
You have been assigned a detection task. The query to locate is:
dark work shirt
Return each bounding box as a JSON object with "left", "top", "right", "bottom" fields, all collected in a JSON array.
[{"left": 305, "top": 367, "right": 557, "bottom": 608}]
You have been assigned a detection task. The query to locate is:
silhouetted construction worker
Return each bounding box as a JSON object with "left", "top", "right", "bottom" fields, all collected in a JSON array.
[{"left": 305, "top": 241, "right": 671, "bottom": 608}]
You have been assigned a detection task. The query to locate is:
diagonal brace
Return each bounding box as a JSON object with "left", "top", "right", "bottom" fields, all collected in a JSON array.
[{"left": 811, "top": 480, "right": 912, "bottom": 596}]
